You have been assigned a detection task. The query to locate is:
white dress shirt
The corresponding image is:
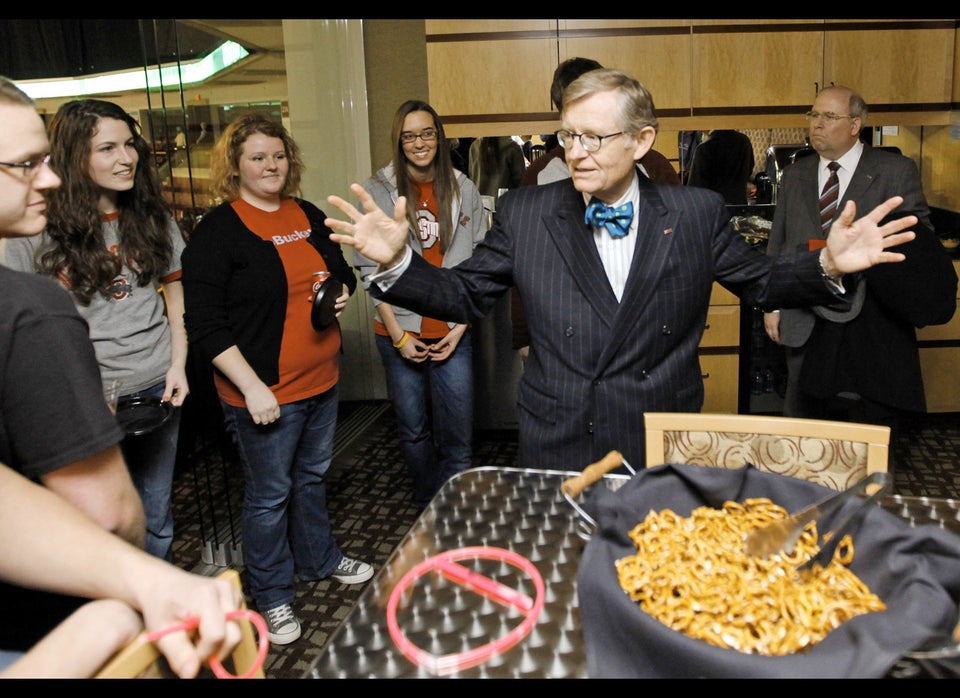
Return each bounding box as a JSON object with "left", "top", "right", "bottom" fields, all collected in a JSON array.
[
  {"left": 819, "top": 140, "right": 863, "bottom": 204},
  {"left": 584, "top": 174, "right": 640, "bottom": 302}
]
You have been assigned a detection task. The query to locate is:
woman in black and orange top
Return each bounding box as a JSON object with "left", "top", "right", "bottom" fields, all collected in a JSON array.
[
  {"left": 353, "top": 100, "right": 487, "bottom": 509},
  {"left": 181, "top": 115, "right": 370, "bottom": 648}
]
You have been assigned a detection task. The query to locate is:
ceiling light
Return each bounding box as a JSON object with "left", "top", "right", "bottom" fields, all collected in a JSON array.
[{"left": 14, "top": 40, "right": 249, "bottom": 100}]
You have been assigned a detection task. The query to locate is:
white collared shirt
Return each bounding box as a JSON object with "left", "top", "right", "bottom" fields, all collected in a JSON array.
[
  {"left": 819, "top": 140, "right": 863, "bottom": 203},
  {"left": 584, "top": 174, "right": 640, "bottom": 302}
]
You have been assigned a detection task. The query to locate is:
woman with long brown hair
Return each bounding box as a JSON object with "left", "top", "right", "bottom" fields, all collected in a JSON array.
[
  {"left": 353, "top": 100, "right": 487, "bottom": 508},
  {"left": 4, "top": 98, "right": 187, "bottom": 562}
]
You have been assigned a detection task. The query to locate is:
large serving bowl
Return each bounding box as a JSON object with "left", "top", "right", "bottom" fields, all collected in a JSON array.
[{"left": 577, "top": 463, "right": 960, "bottom": 678}]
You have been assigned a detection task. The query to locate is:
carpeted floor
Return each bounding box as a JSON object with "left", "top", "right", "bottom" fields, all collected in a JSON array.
[
  {"left": 170, "top": 400, "right": 522, "bottom": 678},
  {"left": 169, "top": 402, "right": 960, "bottom": 679}
]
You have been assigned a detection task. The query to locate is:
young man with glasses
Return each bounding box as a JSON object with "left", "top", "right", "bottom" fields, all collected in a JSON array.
[
  {"left": 326, "top": 70, "right": 922, "bottom": 474},
  {"left": 0, "top": 75, "right": 243, "bottom": 678},
  {"left": 763, "top": 85, "right": 956, "bottom": 462},
  {"left": 0, "top": 80, "right": 149, "bottom": 655}
]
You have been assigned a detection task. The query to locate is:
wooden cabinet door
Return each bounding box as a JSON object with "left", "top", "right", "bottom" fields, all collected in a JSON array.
[
  {"left": 700, "top": 305, "right": 740, "bottom": 347},
  {"left": 690, "top": 20, "right": 824, "bottom": 114},
  {"left": 558, "top": 20, "right": 693, "bottom": 114},
  {"left": 701, "top": 354, "right": 740, "bottom": 413},
  {"left": 700, "top": 282, "right": 740, "bottom": 413},
  {"left": 822, "top": 20, "right": 955, "bottom": 107},
  {"left": 425, "top": 20, "right": 558, "bottom": 119},
  {"left": 424, "top": 19, "right": 958, "bottom": 134},
  {"left": 919, "top": 347, "right": 960, "bottom": 413},
  {"left": 916, "top": 262, "right": 960, "bottom": 413}
]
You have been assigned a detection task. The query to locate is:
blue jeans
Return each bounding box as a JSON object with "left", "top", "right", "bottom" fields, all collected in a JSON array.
[
  {"left": 375, "top": 332, "right": 473, "bottom": 506},
  {"left": 119, "top": 381, "right": 180, "bottom": 561},
  {"left": 220, "top": 386, "right": 342, "bottom": 611}
]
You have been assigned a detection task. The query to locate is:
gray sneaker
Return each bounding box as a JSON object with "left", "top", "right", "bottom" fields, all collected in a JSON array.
[
  {"left": 331, "top": 556, "right": 374, "bottom": 584},
  {"left": 263, "top": 603, "right": 301, "bottom": 645}
]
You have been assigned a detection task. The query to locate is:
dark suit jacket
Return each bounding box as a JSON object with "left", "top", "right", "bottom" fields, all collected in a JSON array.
[
  {"left": 767, "top": 145, "right": 957, "bottom": 412},
  {"left": 375, "top": 169, "right": 848, "bottom": 470},
  {"left": 686, "top": 130, "right": 755, "bottom": 205},
  {"left": 513, "top": 149, "right": 680, "bottom": 348}
]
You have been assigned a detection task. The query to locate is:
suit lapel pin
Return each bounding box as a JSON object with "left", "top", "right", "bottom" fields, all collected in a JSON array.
[{"left": 663, "top": 228, "right": 673, "bottom": 235}]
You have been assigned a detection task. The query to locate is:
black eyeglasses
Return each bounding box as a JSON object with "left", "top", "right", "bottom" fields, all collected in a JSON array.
[
  {"left": 804, "top": 111, "right": 855, "bottom": 123},
  {"left": 400, "top": 128, "right": 438, "bottom": 144},
  {"left": 0, "top": 153, "right": 51, "bottom": 179},
  {"left": 555, "top": 129, "right": 624, "bottom": 153}
]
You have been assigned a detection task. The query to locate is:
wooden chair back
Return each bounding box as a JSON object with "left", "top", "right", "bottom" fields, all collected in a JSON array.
[
  {"left": 643, "top": 412, "right": 890, "bottom": 491},
  {"left": 95, "top": 568, "right": 265, "bottom": 679}
]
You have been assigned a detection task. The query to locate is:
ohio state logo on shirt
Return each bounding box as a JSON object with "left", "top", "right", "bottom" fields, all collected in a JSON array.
[
  {"left": 416, "top": 209, "right": 439, "bottom": 249},
  {"left": 106, "top": 244, "right": 139, "bottom": 300},
  {"left": 109, "top": 277, "right": 135, "bottom": 300}
]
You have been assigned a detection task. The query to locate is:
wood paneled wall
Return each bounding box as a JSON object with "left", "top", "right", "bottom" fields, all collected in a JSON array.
[
  {"left": 426, "top": 19, "right": 958, "bottom": 138},
  {"left": 915, "top": 125, "right": 960, "bottom": 213}
]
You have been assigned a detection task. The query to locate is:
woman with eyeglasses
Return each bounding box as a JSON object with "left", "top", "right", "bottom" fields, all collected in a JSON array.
[
  {"left": 353, "top": 100, "right": 486, "bottom": 509},
  {"left": 180, "top": 114, "right": 369, "bottom": 647},
  {"left": 3, "top": 98, "right": 188, "bottom": 563}
]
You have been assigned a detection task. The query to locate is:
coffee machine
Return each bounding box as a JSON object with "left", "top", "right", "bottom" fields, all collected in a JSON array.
[{"left": 763, "top": 143, "right": 815, "bottom": 204}]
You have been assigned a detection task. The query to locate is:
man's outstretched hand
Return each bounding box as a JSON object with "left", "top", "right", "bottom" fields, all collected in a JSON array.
[
  {"left": 326, "top": 183, "right": 410, "bottom": 268},
  {"left": 822, "top": 195, "right": 916, "bottom": 276}
]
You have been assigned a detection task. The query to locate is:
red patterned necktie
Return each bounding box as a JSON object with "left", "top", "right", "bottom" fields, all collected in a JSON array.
[{"left": 819, "top": 161, "right": 840, "bottom": 232}]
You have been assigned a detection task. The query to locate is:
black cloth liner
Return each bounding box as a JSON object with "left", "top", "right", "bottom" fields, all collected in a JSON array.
[{"left": 578, "top": 463, "right": 960, "bottom": 678}]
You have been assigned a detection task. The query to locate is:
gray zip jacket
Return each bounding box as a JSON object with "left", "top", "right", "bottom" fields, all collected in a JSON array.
[{"left": 354, "top": 162, "right": 487, "bottom": 332}]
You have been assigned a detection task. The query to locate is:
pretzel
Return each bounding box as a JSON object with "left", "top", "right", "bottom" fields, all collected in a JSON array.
[{"left": 615, "top": 498, "right": 885, "bottom": 655}]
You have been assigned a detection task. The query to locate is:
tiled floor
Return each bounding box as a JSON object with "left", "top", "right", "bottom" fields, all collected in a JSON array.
[{"left": 169, "top": 403, "right": 960, "bottom": 679}]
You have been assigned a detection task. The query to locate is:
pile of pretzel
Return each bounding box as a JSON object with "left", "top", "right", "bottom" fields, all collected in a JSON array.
[{"left": 615, "top": 498, "right": 886, "bottom": 655}]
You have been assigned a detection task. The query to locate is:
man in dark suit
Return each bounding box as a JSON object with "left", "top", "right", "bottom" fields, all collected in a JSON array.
[
  {"left": 764, "top": 86, "right": 956, "bottom": 436},
  {"left": 326, "top": 70, "right": 919, "bottom": 472},
  {"left": 515, "top": 57, "right": 680, "bottom": 356}
]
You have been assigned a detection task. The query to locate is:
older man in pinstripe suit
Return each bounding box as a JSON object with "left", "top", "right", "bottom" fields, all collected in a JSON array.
[{"left": 327, "top": 69, "right": 918, "bottom": 472}]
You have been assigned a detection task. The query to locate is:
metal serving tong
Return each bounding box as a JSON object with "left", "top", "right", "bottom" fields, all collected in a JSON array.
[
  {"left": 743, "top": 471, "right": 892, "bottom": 571},
  {"left": 561, "top": 451, "right": 635, "bottom": 541}
]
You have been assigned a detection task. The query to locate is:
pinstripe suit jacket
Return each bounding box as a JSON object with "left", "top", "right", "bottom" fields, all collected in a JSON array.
[
  {"left": 375, "top": 167, "right": 850, "bottom": 470},
  {"left": 767, "top": 145, "right": 956, "bottom": 412}
]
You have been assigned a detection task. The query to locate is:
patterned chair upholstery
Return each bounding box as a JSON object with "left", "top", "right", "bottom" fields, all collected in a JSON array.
[{"left": 645, "top": 413, "right": 890, "bottom": 491}]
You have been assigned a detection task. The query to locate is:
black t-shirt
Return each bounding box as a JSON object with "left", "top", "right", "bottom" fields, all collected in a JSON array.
[
  {"left": 0, "top": 265, "right": 122, "bottom": 476},
  {"left": 0, "top": 265, "right": 125, "bottom": 651}
]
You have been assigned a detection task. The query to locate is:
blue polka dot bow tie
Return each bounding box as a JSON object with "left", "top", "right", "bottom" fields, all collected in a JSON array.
[{"left": 584, "top": 198, "right": 634, "bottom": 238}]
